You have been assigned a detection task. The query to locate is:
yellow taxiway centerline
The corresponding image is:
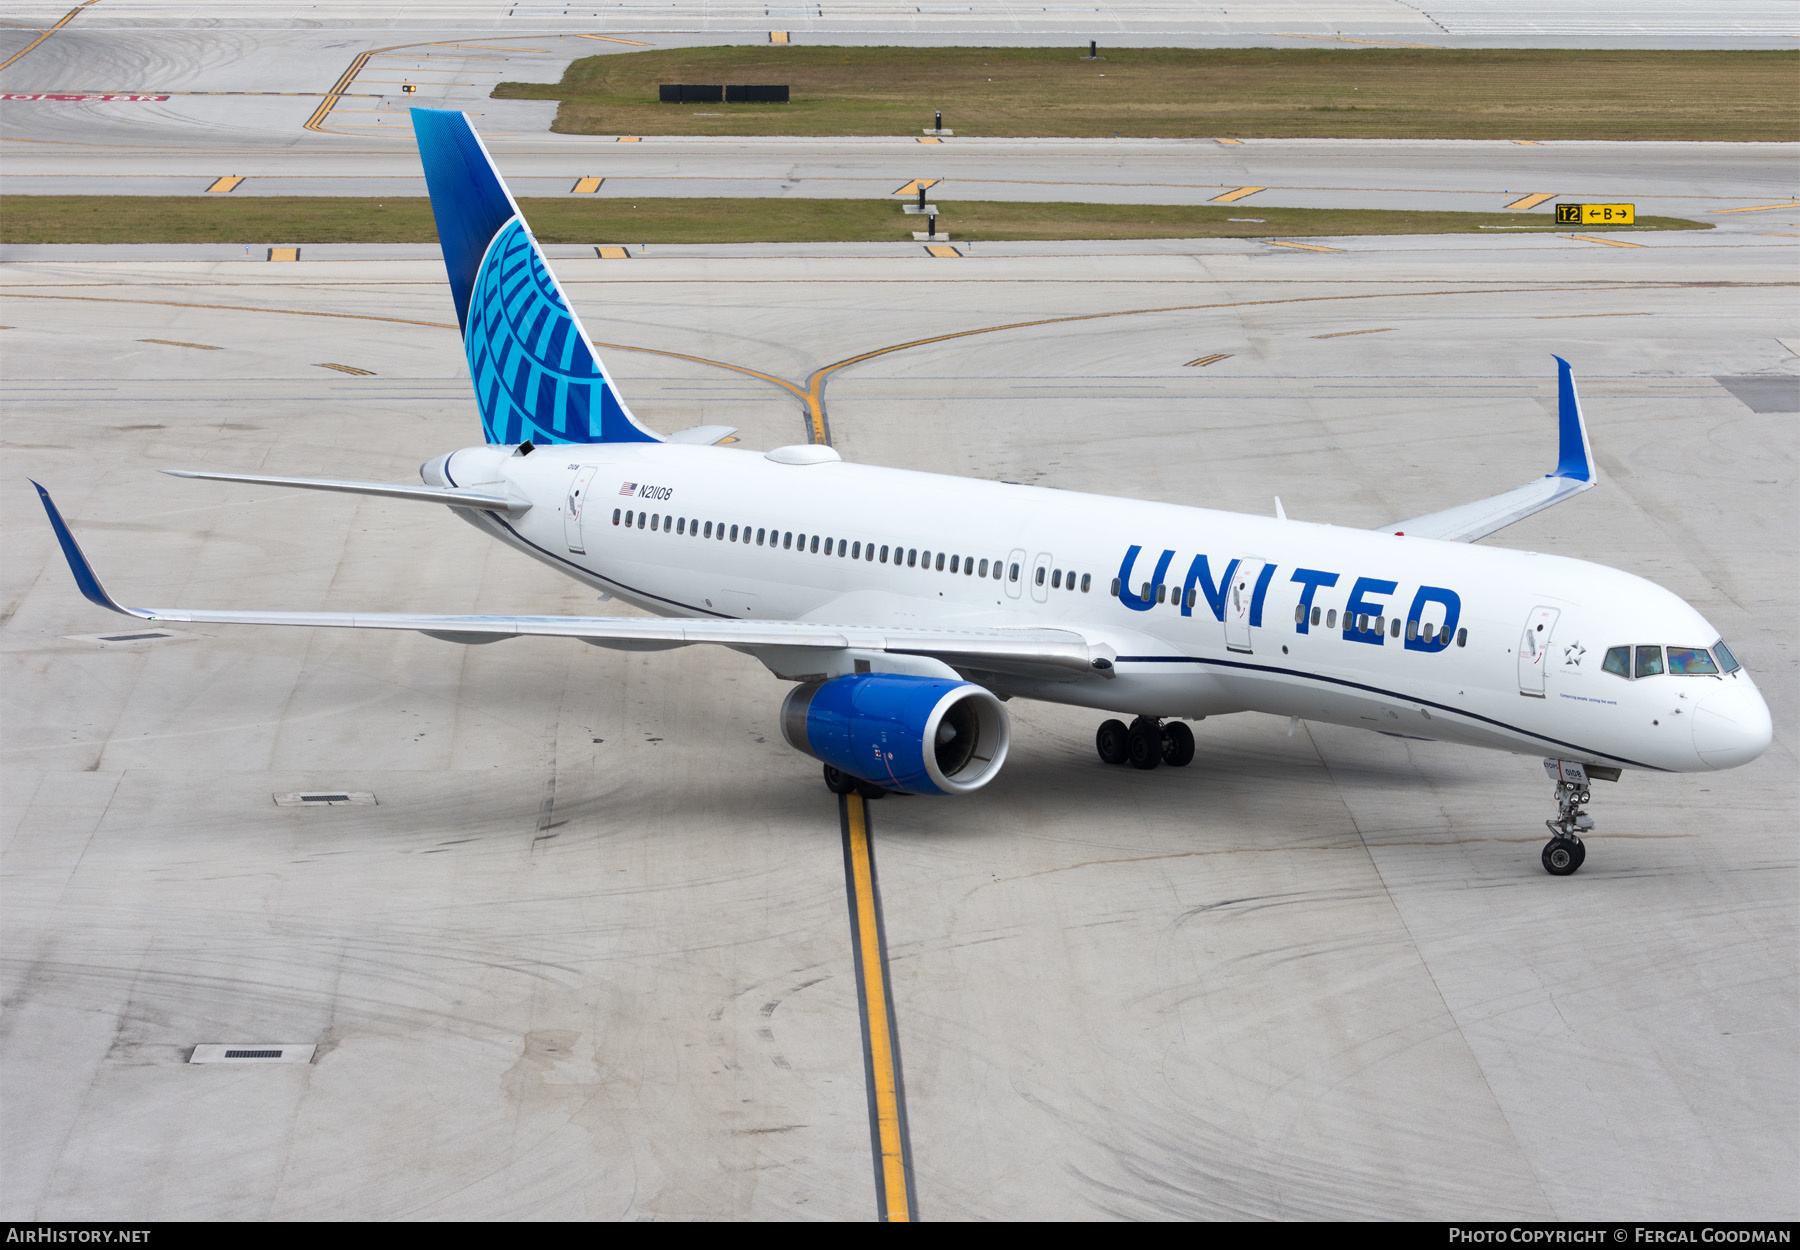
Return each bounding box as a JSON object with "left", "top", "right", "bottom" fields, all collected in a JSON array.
[
  {"left": 0, "top": 0, "right": 103, "bottom": 73},
  {"left": 840, "top": 794, "right": 913, "bottom": 1221}
]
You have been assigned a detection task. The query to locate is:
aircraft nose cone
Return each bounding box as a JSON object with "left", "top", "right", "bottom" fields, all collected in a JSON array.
[{"left": 1693, "top": 682, "right": 1773, "bottom": 771}]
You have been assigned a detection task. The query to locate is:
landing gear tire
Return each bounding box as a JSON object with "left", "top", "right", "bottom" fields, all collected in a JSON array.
[
  {"left": 1162, "top": 721, "right": 1195, "bottom": 767},
  {"left": 1126, "top": 718, "right": 1162, "bottom": 770},
  {"left": 823, "top": 764, "right": 859, "bottom": 796},
  {"left": 855, "top": 781, "right": 888, "bottom": 800},
  {"left": 1096, "top": 719, "right": 1129, "bottom": 766},
  {"left": 1542, "top": 837, "right": 1585, "bottom": 876}
]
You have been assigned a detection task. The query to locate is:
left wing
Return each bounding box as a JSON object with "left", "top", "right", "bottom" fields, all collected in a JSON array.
[
  {"left": 1382, "top": 356, "right": 1597, "bottom": 543},
  {"left": 33, "top": 481, "right": 1110, "bottom": 679},
  {"left": 162, "top": 469, "right": 531, "bottom": 514}
]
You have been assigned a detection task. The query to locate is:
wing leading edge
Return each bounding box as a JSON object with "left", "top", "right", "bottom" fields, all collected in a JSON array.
[
  {"left": 1382, "top": 357, "right": 1597, "bottom": 543},
  {"left": 32, "top": 482, "right": 1106, "bottom": 677},
  {"left": 161, "top": 469, "right": 531, "bottom": 515}
]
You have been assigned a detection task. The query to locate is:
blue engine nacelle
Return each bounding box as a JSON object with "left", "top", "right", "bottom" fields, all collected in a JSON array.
[{"left": 780, "top": 673, "right": 1011, "bottom": 796}]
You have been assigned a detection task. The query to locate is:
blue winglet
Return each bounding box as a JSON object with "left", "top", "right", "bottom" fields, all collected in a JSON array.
[
  {"left": 31, "top": 481, "right": 134, "bottom": 616},
  {"left": 1551, "top": 355, "right": 1593, "bottom": 483}
]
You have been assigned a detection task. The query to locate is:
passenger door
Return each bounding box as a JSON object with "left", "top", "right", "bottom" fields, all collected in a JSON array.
[
  {"left": 1518, "top": 605, "right": 1561, "bottom": 696},
  {"left": 1224, "top": 557, "right": 1265, "bottom": 654},
  {"left": 565, "top": 465, "right": 597, "bottom": 554}
]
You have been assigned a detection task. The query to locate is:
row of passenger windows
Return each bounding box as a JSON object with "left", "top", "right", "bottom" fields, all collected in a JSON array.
[
  {"left": 1295, "top": 604, "right": 1467, "bottom": 647},
  {"left": 614, "top": 508, "right": 1094, "bottom": 591},
  {"left": 1602, "top": 642, "right": 1739, "bottom": 679}
]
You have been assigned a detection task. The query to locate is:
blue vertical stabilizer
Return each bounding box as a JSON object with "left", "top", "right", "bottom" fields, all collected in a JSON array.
[{"left": 411, "top": 108, "right": 659, "bottom": 446}]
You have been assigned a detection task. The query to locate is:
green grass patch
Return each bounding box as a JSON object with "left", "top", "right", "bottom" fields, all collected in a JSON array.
[
  {"left": 0, "top": 196, "right": 1710, "bottom": 246},
  {"left": 492, "top": 46, "right": 1798, "bottom": 141}
]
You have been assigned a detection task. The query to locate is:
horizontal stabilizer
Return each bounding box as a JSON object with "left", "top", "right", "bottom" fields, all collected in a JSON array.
[
  {"left": 1383, "top": 356, "right": 1597, "bottom": 543},
  {"left": 163, "top": 470, "right": 530, "bottom": 515},
  {"left": 663, "top": 425, "right": 739, "bottom": 446}
]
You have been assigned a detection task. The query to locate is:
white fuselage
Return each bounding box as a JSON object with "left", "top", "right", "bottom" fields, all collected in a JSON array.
[{"left": 426, "top": 441, "right": 1770, "bottom": 776}]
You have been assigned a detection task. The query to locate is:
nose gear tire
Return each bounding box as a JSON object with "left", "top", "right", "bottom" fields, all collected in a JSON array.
[{"left": 1542, "top": 838, "right": 1585, "bottom": 876}]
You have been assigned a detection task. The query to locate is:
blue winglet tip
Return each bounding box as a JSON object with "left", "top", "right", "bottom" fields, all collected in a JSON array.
[
  {"left": 31, "top": 481, "right": 128, "bottom": 614},
  {"left": 1551, "top": 355, "right": 1592, "bottom": 483}
]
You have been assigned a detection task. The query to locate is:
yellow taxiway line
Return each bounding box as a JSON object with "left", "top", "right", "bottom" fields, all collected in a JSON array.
[
  {"left": 839, "top": 794, "right": 915, "bottom": 1221},
  {"left": 1567, "top": 234, "right": 1645, "bottom": 248},
  {"left": 0, "top": 0, "right": 103, "bottom": 73}
]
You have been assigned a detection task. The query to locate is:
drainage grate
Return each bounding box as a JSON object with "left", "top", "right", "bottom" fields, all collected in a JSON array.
[
  {"left": 189, "top": 1043, "right": 316, "bottom": 1064},
  {"left": 273, "top": 791, "right": 376, "bottom": 807}
]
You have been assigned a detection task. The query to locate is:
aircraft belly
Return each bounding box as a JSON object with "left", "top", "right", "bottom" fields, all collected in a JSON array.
[{"left": 996, "top": 670, "right": 1239, "bottom": 719}]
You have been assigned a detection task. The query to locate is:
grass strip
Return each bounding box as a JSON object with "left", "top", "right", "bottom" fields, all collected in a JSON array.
[
  {"left": 0, "top": 196, "right": 1708, "bottom": 246},
  {"left": 493, "top": 46, "right": 1798, "bottom": 142}
]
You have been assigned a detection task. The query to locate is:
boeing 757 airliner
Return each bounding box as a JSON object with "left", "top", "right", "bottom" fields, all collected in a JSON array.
[{"left": 34, "top": 109, "right": 1771, "bottom": 875}]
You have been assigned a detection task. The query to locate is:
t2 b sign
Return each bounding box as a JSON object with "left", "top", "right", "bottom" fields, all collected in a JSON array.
[{"left": 1556, "top": 203, "right": 1635, "bottom": 225}]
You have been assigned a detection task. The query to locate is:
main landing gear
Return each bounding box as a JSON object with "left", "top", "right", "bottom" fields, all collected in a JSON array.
[
  {"left": 1541, "top": 759, "right": 1596, "bottom": 876},
  {"left": 1096, "top": 717, "right": 1194, "bottom": 770}
]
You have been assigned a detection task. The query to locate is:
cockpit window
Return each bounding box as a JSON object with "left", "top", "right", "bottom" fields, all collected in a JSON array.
[
  {"left": 1713, "top": 639, "right": 1741, "bottom": 674},
  {"left": 1602, "top": 646, "right": 1631, "bottom": 677},
  {"left": 1666, "top": 647, "right": 1720, "bottom": 676},
  {"left": 1634, "top": 645, "right": 1664, "bottom": 679}
]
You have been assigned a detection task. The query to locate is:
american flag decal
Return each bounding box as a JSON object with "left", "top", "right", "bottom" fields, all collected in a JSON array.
[{"left": 618, "top": 481, "right": 637, "bottom": 496}]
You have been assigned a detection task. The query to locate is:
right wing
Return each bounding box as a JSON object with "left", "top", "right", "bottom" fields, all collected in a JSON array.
[
  {"left": 34, "top": 482, "right": 1111, "bottom": 680},
  {"left": 1380, "top": 357, "right": 1597, "bottom": 543}
]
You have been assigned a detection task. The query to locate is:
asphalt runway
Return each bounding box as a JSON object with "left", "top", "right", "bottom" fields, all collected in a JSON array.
[{"left": 3, "top": 0, "right": 1797, "bottom": 1224}]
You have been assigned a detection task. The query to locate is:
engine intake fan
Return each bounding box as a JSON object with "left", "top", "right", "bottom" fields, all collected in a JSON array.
[{"left": 781, "top": 673, "right": 1010, "bottom": 796}]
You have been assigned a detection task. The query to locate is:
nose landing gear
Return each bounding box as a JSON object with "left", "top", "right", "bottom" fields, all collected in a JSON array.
[{"left": 1541, "top": 759, "right": 1596, "bottom": 875}]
